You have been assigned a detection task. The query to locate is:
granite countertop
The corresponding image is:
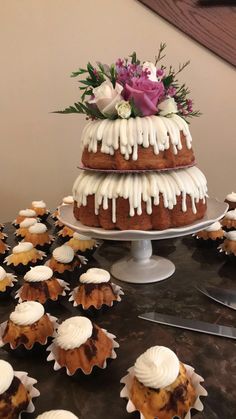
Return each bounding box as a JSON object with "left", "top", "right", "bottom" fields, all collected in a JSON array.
[{"left": 0, "top": 221, "right": 236, "bottom": 419}]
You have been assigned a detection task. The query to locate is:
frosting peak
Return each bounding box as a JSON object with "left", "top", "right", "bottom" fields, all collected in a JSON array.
[
  {"left": 226, "top": 192, "right": 236, "bottom": 202},
  {"left": 73, "top": 232, "right": 92, "bottom": 241},
  {"left": 226, "top": 231, "right": 236, "bottom": 241},
  {"left": 56, "top": 316, "right": 93, "bottom": 350},
  {"left": 24, "top": 266, "right": 53, "bottom": 282},
  {"left": 19, "top": 209, "right": 37, "bottom": 217},
  {"left": 20, "top": 218, "right": 37, "bottom": 228},
  {"left": 80, "top": 268, "right": 110, "bottom": 284},
  {"left": 0, "top": 360, "right": 14, "bottom": 395},
  {"left": 0, "top": 266, "right": 7, "bottom": 281},
  {"left": 53, "top": 245, "right": 74, "bottom": 264},
  {"left": 225, "top": 209, "right": 236, "bottom": 220},
  {"left": 13, "top": 242, "right": 33, "bottom": 254},
  {"left": 205, "top": 221, "right": 222, "bottom": 232},
  {"left": 10, "top": 301, "right": 45, "bottom": 326},
  {"left": 62, "top": 196, "right": 74, "bottom": 205},
  {"left": 29, "top": 223, "right": 47, "bottom": 234},
  {"left": 32, "top": 200, "right": 46, "bottom": 208},
  {"left": 37, "top": 410, "right": 79, "bottom": 419},
  {"left": 134, "top": 346, "right": 180, "bottom": 389}
]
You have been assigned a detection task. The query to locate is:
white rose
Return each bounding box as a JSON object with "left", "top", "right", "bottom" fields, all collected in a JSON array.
[
  {"left": 142, "top": 61, "right": 158, "bottom": 82},
  {"left": 89, "top": 80, "right": 123, "bottom": 117},
  {"left": 115, "top": 100, "right": 131, "bottom": 119},
  {"left": 158, "top": 98, "right": 178, "bottom": 116}
]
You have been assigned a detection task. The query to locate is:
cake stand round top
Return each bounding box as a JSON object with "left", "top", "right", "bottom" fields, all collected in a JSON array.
[{"left": 58, "top": 198, "right": 228, "bottom": 241}]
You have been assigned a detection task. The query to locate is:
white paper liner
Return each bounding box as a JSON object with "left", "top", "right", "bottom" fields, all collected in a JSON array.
[
  {"left": 78, "top": 255, "right": 88, "bottom": 265},
  {"left": 0, "top": 273, "right": 17, "bottom": 291},
  {"left": 218, "top": 243, "right": 236, "bottom": 256},
  {"left": 69, "top": 282, "right": 124, "bottom": 309},
  {"left": 14, "top": 370, "right": 40, "bottom": 417},
  {"left": 120, "top": 364, "right": 207, "bottom": 419},
  {"left": 15, "top": 278, "right": 70, "bottom": 303},
  {"left": 4, "top": 249, "right": 46, "bottom": 266},
  {"left": 47, "top": 329, "right": 119, "bottom": 376},
  {"left": 0, "top": 314, "right": 59, "bottom": 350}
]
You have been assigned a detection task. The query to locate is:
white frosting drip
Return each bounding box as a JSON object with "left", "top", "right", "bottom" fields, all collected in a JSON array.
[
  {"left": 80, "top": 268, "right": 110, "bottom": 284},
  {"left": 134, "top": 346, "right": 180, "bottom": 389},
  {"left": 226, "top": 192, "right": 236, "bottom": 202},
  {"left": 19, "top": 209, "right": 37, "bottom": 217},
  {"left": 37, "top": 411, "right": 78, "bottom": 419},
  {"left": 73, "top": 166, "right": 207, "bottom": 223},
  {"left": 82, "top": 114, "right": 192, "bottom": 161},
  {"left": 55, "top": 316, "right": 93, "bottom": 350},
  {"left": 226, "top": 231, "right": 236, "bottom": 241},
  {"left": 0, "top": 360, "right": 14, "bottom": 395},
  {"left": 13, "top": 242, "right": 33, "bottom": 254},
  {"left": 225, "top": 209, "right": 236, "bottom": 220},
  {"left": 0, "top": 266, "right": 7, "bottom": 281},
  {"left": 20, "top": 218, "right": 37, "bottom": 228},
  {"left": 29, "top": 223, "right": 47, "bottom": 234},
  {"left": 53, "top": 245, "right": 75, "bottom": 263},
  {"left": 62, "top": 196, "right": 74, "bottom": 205},
  {"left": 32, "top": 200, "right": 46, "bottom": 208},
  {"left": 205, "top": 221, "right": 222, "bottom": 232},
  {"left": 24, "top": 266, "right": 53, "bottom": 282},
  {"left": 10, "top": 301, "right": 45, "bottom": 326},
  {"left": 73, "top": 232, "right": 92, "bottom": 241}
]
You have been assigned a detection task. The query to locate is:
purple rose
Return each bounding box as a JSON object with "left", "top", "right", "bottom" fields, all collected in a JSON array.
[{"left": 125, "top": 77, "right": 164, "bottom": 116}]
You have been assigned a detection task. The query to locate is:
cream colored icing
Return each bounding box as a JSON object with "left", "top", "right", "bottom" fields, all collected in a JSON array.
[
  {"left": 134, "top": 346, "right": 180, "bottom": 389},
  {"left": 55, "top": 316, "right": 93, "bottom": 350},
  {"left": 205, "top": 221, "right": 222, "bottom": 232},
  {"left": 24, "top": 266, "right": 53, "bottom": 282},
  {"left": 81, "top": 114, "right": 192, "bottom": 161},
  {"left": 73, "top": 166, "right": 207, "bottom": 223},
  {"left": 62, "top": 196, "right": 74, "bottom": 205},
  {"left": 10, "top": 301, "right": 45, "bottom": 326},
  {"left": 0, "top": 360, "right": 14, "bottom": 395},
  {"left": 80, "top": 268, "right": 110, "bottom": 284},
  {"left": 20, "top": 218, "right": 37, "bottom": 228},
  {"left": 32, "top": 200, "right": 46, "bottom": 208},
  {"left": 226, "top": 192, "right": 236, "bottom": 202},
  {"left": 53, "top": 245, "right": 75, "bottom": 263},
  {"left": 37, "top": 411, "right": 78, "bottom": 419},
  {"left": 19, "top": 209, "right": 37, "bottom": 217},
  {"left": 73, "top": 232, "right": 92, "bottom": 241},
  {"left": 0, "top": 266, "right": 7, "bottom": 281},
  {"left": 29, "top": 223, "right": 47, "bottom": 234},
  {"left": 13, "top": 242, "right": 33, "bottom": 254},
  {"left": 226, "top": 231, "right": 236, "bottom": 241},
  {"left": 225, "top": 209, "right": 236, "bottom": 220}
]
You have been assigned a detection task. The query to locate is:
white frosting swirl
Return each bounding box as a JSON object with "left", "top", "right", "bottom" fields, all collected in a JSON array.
[
  {"left": 32, "top": 200, "right": 46, "bottom": 208},
  {"left": 226, "top": 231, "right": 236, "bottom": 241},
  {"left": 37, "top": 410, "right": 78, "bottom": 419},
  {"left": 0, "top": 266, "right": 7, "bottom": 281},
  {"left": 53, "top": 245, "right": 74, "bottom": 263},
  {"left": 55, "top": 316, "right": 93, "bottom": 350},
  {"left": 0, "top": 360, "right": 14, "bottom": 395},
  {"left": 20, "top": 218, "right": 37, "bottom": 228},
  {"left": 24, "top": 266, "right": 53, "bottom": 282},
  {"left": 10, "top": 301, "right": 45, "bottom": 325},
  {"left": 225, "top": 209, "right": 236, "bottom": 220},
  {"left": 29, "top": 223, "right": 47, "bottom": 234},
  {"left": 13, "top": 242, "right": 33, "bottom": 254},
  {"left": 205, "top": 221, "right": 222, "bottom": 232},
  {"left": 62, "top": 196, "right": 74, "bottom": 205},
  {"left": 80, "top": 268, "right": 110, "bottom": 284},
  {"left": 226, "top": 192, "right": 236, "bottom": 202},
  {"left": 19, "top": 209, "right": 37, "bottom": 217},
  {"left": 134, "top": 346, "right": 180, "bottom": 389},
  {"left": 73, "top": 232, "right": 92, "bottom": 241}
]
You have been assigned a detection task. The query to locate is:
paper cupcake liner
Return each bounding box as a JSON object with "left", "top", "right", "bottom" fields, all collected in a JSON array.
[
  {"left": 15, "top": 278, "right": 70, "bottom": 303},
  {"left": 120, "top": 364, "right": 207, "bottom": 419},
  {"left": 1, "top": 273, "right": 17, "bottom": 288},
  {"left": 0, "top": 314, "right": 59, "bottom": 350},
  {"left": 4, "top": 250, "right": 46, "bottom": 266},
  {"left": 69, "top": 283, "right": 124, "bottom": 309},
  {"left": 14, "top": 370, "right": 40, "bottom": 417},
  {"left": 46, "top": 329, "right": 119, "bottom": 376}
]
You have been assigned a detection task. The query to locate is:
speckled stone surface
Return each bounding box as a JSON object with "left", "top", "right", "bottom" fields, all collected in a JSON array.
[{"left": 0, "top": 221, "right": 236, "bottom": 419}]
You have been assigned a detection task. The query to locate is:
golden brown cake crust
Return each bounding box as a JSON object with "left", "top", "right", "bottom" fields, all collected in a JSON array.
[
  {"left": 222, "top": 239, "right": 236, "bottom": 256},
  {"left": 55, "top": 324, "right": 113, "bottom": 375},
  {"left": 73, "top": 195, "right": 207, "bottom": 231},
  {"left": 23, "top": 231, "right": 52, "bottom": 246},
  {"left": 221, "top": 217, "right": 236, "bottom": 229},
  {"left": 0, "top": 276, "right": 12, "bottom": 292},
  {"left": 0, "top": 240, "right": 8, "bottom": 254},
  {"left": 0, "top": 376, "right": 29, "bottom": 419},
  {"left": 130, "top": 363, "right": 196, "bottom": 419},
  {"left": 58, "top": 226, "right": 74, "bottom": 238},
  {"left": 2, "top": 314, "right": 54, "bottom": 349},
  {"left": 82, "top": 133, "right": 195, "bottom": 170},
  {"left": 197, "top": 229, "right": 225, "bottom": 240},
  {"left": 48, "top": 256, "right": 79, "bottom": 273},
  {"left": 19, "top": 278, "right": 64, "bottom": 304},
  {"left": 74, "top": 282, "right": 118, "bottom": 309}
]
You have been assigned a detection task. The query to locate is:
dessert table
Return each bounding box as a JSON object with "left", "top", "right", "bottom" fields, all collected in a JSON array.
[{"left": 0, "top": 221, "right": 236, "bottom": 419}]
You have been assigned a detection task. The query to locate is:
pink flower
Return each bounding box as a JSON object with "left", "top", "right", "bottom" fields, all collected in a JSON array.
[{"left": 125, "top": 77, "right": 164, "bottom": 116}]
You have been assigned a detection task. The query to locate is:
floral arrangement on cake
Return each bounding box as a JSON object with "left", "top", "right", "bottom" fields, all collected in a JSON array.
[{"left": 57, "top": 44, "right": 200, "bottom": 121}]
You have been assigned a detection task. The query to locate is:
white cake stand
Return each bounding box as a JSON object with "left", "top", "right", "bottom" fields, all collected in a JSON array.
[{"left": 58, "top": 198, "right": 228, "bottom": 284}]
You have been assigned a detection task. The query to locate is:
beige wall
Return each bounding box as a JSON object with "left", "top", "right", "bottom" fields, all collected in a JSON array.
[{"left": 1, "top": 0, "right": 235, "bottom": 221}]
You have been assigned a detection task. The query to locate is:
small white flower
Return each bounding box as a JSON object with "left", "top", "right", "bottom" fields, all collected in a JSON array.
[
  {"left": 115, "top": 100, "right": 132, "bottom": 119},
  {"left": 142, "top": 61, "right": 158, "bottom": 82},
  {"left": 89, "top": 80, "right": 123, "bottom": 117},
  {"left": 158, "top": 97, "right": 178, "bottom": 116}
]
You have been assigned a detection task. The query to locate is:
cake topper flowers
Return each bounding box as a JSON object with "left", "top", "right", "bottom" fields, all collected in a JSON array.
[{"left": 56, "top": 43, "right": 200, "bottom": 121}]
